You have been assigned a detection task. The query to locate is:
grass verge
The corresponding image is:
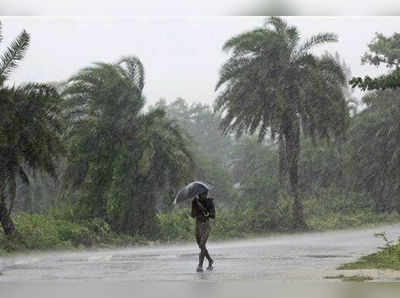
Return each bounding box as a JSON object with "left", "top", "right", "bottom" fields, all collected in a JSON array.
[{"left": 324, "top": 274, "right": 373, "bottom": 282}]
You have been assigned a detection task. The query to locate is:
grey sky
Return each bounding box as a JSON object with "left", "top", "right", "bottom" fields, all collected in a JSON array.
[
  {"left": 2, "top": 0, "right": 400, "bottom": 16},
  {"left": 1, "top": 17, "right": 399, "bottom": 107}
]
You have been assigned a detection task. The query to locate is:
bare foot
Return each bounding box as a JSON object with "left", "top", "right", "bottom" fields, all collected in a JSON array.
[{"left": 207, "top": 260, "right": 214, "bottom": 271}]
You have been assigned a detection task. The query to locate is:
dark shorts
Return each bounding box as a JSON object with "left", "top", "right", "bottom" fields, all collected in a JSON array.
[{"left": 195, "top": 219, "right": 210, "bottom": 247}]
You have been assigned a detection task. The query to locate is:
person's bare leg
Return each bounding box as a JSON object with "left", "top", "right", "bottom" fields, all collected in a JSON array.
[
  {"left": 202, "top": 226, "right": 214, "bottom": 270},
  {"left": 196, "top": 226, "right": 204, "bottom": 272},
  {"left": 204, "top": 246, "right": 214, "bottom": 270},
  {"left": 197, "top": 248, "right": 205, "bottom": 272}
]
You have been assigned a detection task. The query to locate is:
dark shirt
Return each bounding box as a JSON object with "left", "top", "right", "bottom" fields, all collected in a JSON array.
[{"left": 191, "top": 197, "right": 216, "bottom": 222}]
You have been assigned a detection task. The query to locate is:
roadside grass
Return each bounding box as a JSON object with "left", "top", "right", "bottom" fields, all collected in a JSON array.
[
  {"left": 2, "top": 208, "right": 400, "bottom": 255},
  {"left": 0, "top": 213, "right": 147, "bottom": 255},
  {"left": 324, "top": 274, "right": 345, "bottom": 279},
  {"left": 338, "top": 245, "right": 400, "bottom": 271},
  {"left": 307, "top": 211, "right": 400, "bottom": 231},
  {"left": 324, "top": 274, "right": 373, "bottom": 282},
  {"left": 342, "top": 275, "right": 373, "bottom": 282},
  {"left": 339, "top": 232, "right": 400, "bottom": 271}
]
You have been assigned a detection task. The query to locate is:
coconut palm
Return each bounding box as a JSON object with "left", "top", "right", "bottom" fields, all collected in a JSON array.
[
  {"left": 62, "top": 56, "right": 193, "bottom": 235},
  {"left": 215, "top": 17, "right": 349, "bottom": 229},
  {"left": 0, "top": 22, "right": 64, "bottom": 235},
  {"left": 62, "top": 56, "right": 147, "bottom": 217}
]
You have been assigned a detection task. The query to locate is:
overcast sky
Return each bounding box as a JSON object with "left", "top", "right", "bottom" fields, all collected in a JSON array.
[
  {"left": 1, "top": 17, "right": 399, "bottom": 107},
  {"left": 2, "top": 0, "right": 400, "bottom": 16}
]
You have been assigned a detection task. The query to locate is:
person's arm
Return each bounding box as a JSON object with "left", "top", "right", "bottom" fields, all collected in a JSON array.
[
  {"left": 191, "top": 199, "right": 197, "bottom": 218},
  {"left": 208, "top": 199, "right": 216, "bottom": 219}
]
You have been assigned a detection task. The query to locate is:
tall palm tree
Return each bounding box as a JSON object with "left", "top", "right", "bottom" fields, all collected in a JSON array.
[
  {"left": 62, "top": 56, "right": 193, "bottom": 235},
  {"left": 0, "top": 22, "right": 64, "bottom": 235},
  {"left": 215, "top": 17, "right": 349, "bottom": 229}
]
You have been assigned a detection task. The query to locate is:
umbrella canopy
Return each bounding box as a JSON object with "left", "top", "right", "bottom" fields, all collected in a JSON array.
[{"left": 173, "top": 181, "right": 213, "bottom": 205}]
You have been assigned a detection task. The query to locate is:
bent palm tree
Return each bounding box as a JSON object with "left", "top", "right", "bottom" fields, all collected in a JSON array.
[
  {"left": 215, "top": 17, "right": 349, "bottom": 229},
  {"left": 0, "top": 22, "right": 64, "bottom": 235},
  {"left": 62, "top": 56, "right": 193, "bottom": 235}
]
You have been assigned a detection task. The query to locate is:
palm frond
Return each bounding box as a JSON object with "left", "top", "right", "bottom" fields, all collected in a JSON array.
[
  {"left": 265, "top": 16, "right": 288, "bottom": 34},
  {"left": 286, "top": 25, "right": 300, "bottom": 52},
  {"left": 297, "top": 32, "right": 338, "bottom": 54},
  {"left": 222, "top": 28, "right": 266, "bottom": 54},
  {"left": 0, "top": 29, "right": 30, "bottom": 83},
  {"left": 317, "top": 54, "right": 347, "bottom": 84},
  {"left": 0, "top": 21, "right": 3, "bottom": 45},
  {"left": 215, "top": 56, "right": 255, "bottom": 90},
  {"left": 116, "top": 56, "right": 145, "bottom": 92}
]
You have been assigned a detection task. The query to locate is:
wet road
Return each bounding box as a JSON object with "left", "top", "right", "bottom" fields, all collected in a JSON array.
[{"left": 1, "top": 224, "right": 399, "bottom": 282}]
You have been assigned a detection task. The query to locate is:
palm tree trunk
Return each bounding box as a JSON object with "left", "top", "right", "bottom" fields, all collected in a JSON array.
[
  {"left": 278, "top": 133, "right": 287, "bottom": 188},
  {"left": 0, "top": 192, "right": 16, "bottom": 236},
  {"left": 285, "top": 116, "right": 307, "bottom": 230},
  {"left": 0, "top": 171, "right": 17, "bottom": 236},
  {"left": 0, "top": 201, "right": 16, "bottom": 235}
]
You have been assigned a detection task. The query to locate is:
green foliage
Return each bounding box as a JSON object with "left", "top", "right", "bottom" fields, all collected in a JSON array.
[
  {"left": 0, "top": 24, "right": 30, "bottom": 84},
  {"left": 215, "top": 17, "right": 347, "bottom": 143},
  {"left": 157, "top": 209, "right": 195, "bottom": 242},
  {"left": 215, "top": 16, "right": 350, "bottom": 229},
  {"left": 350, "top": 69, "right": 400, "bottom": 91},
  {"left": 0, "top": 22, "right": 64, "bottom": 236},
  {"left": 347, "top": 89, "right": 400, "bottom": 212},
  {"left": 342, "top": 275, "right": 373, "bottom": 282},
  {"left": 324, "top": 274, "right": 373, "bottom": 282},
  {"left": 156, "top": 204, "right": 293, "bottom": 243},
  {"left": 307, "top": 211, "right": 400, "bottom": 231},
  {"left": 61, "top": 56, "right": 193, "bottom": 236},
  {"left": 351, "top": 32, "right": 400, "bottom": 90},
  {"left": 361, "top": 32, "right": 400, "bottom": 67},
  {"left": 0, "top": 212, "right": 145, "bottom": 253},
  {"left": 339, "top": 234, "right": 400, "bottom": 271},
  {"left": 158, "top": 98, "right": 236, "bottom": 207}
]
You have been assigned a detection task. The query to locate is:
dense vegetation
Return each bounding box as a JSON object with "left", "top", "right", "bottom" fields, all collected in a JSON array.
[{"left": 1, "top": 17, "right": 400, "bottom": 253}]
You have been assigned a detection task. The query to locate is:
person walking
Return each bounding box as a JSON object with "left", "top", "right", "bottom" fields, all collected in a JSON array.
[{"left": 191, "top": 190, "right": 215, "bottom": 272}]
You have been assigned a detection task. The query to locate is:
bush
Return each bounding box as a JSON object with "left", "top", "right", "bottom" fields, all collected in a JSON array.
[
  {"left": 0, "top": 213, "right": 146, "bottom": 253},
  {"left": 157, "top": 209, "right": 195, "bottom": 242},
  {"left": 156, "top": 206, "right": 288, "bottom": 242}
]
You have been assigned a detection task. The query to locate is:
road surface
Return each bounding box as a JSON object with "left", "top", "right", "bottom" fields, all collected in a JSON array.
[{"left": 1, "top": 223, "right": 399, "bottom": 283}]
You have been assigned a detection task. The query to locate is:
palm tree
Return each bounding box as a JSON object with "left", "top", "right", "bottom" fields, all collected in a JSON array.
[
  {"left": 0, "top": 22, "right": 64, "bottom": 236},
  {"left": 215, "top": 17, "right": 349, "bottom": 229},
  {"left": 62, "top": 56, "right": 193, "bottom": 235},
  {"left": 62, "top": 56, "right": 147, "bottom": 217}
]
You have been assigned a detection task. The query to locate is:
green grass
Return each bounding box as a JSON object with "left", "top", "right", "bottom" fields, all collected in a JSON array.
[
  {"left": 339, "top": 232, "right": 400, "bottom": 271},
  {"left": 307, "top": 211, "right": 400, "bottom": 231},
  {"left": 342, "top": 275, "right": 373, "bottom": 282},
  {"left": 324, "top": 274, "right": 373, "bottom": 282},
  {"left": 2, "top": 206, "right": 400, "bottom": 255},
  {"left": 339, "top": 245, "right": 400, "bottom": 271},
  {"left": 324, "top": 274, "right": 345, "bottom": 279}
]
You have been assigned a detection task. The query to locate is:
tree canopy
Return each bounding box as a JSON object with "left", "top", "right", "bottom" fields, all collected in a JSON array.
[
  {"left": 350, "top": 33, "right": 400, "bottom": 90},
  {"left": 215, "top": 17, "right": 350, "bottom": 228}
]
